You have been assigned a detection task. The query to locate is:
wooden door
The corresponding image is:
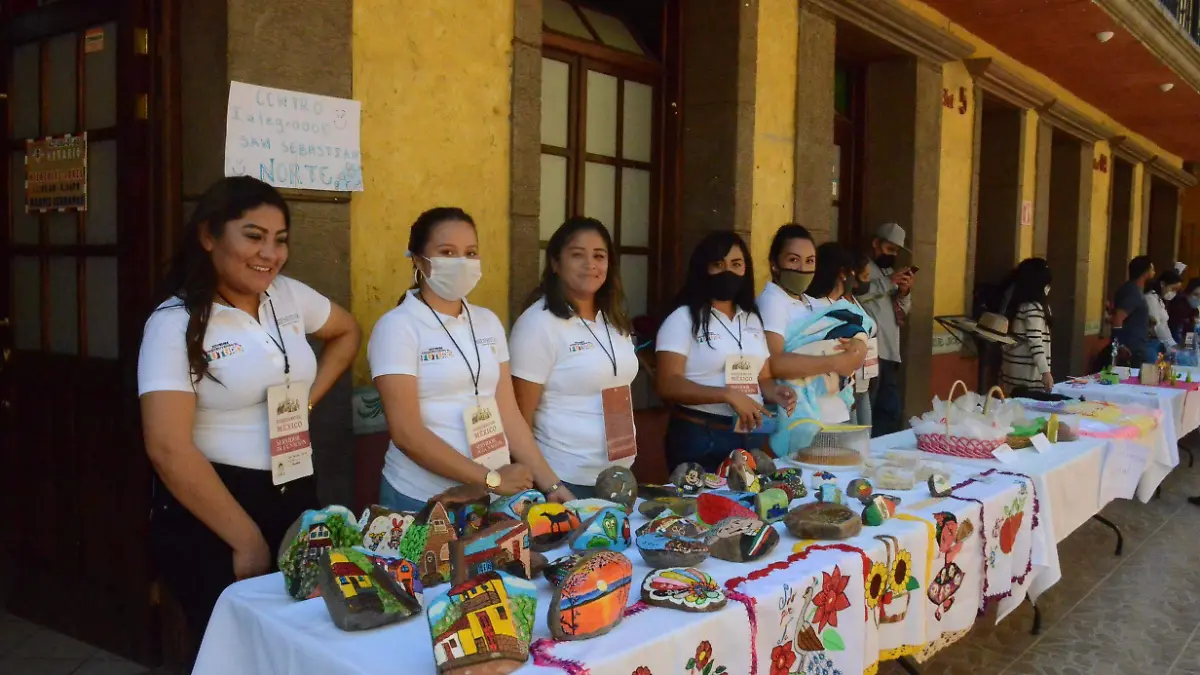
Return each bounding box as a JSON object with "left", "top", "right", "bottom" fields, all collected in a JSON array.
[{"left": 1, "top": 0, "right": 160, "bottom": 663}]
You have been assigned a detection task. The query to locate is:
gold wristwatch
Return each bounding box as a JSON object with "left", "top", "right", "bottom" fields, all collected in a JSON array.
[{"left": 485, "top": 470, "right": 501, "bottom": 493}]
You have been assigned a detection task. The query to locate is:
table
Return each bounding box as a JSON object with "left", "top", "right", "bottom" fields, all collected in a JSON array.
[{"left": 197, "top": 435, "right": 1137, "bottom": 675}]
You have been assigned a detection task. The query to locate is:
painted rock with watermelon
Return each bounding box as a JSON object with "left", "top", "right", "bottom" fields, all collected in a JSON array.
[
  {"left": 705, "top": 516, "right": 780, "bottom": 562},
  {"left": 697, "top": 491, "right": 758, "bottom": 526}
]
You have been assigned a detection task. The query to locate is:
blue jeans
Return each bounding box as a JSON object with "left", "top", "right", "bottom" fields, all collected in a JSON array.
[
  {"left": 378, "top": 477, "right": 429, "bottom": 512},
  {"left": 851, "top": 390, "right": 872, "bottom": 428},
  {"left": 561, "top": 482, "right": 596, "bottom": 499},
  {"left": 664, "top": 410, "right": 755, "bottom": 473}
]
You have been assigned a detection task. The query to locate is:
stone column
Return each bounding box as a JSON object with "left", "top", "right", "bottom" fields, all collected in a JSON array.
[
  {"left": 1033, "top": 120, "right": 1053, "bottom": 259},
  {"left": 793, "top": 2, "right": 837, "bottom": 242},
  {"left": 1045, "top": 135, "right": 1094, "bottom": 379},
  {"left": 1147, "top": 179, "right": 1182, "bottom": 268},
  {"left": 509, "top": 0, "right": 542, "bottom": 322}
]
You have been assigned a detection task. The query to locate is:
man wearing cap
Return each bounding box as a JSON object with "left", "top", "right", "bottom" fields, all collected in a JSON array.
[{"left": 857, "top": 222, "right": 915, "bottom": 437}]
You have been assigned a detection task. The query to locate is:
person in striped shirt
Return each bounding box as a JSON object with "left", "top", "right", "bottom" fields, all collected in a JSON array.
[{"left": 1000, "top": 258, "right": 1054, "bottom": 394}]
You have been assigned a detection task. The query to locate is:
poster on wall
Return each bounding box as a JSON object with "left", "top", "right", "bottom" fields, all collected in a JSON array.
[
  {"left": 224, "top": 81, "right": 363, "bottom": 192},
  {"left": 25, "top": 132, "right": 88, "bottom": 213}
]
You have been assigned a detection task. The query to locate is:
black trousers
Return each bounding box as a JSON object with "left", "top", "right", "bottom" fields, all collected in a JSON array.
[
  {"left": 150, "top": 464, "right": 318, "bottom": 650},
  {"left": 870, "top": 359, "right": 904, "bottom": 438}
]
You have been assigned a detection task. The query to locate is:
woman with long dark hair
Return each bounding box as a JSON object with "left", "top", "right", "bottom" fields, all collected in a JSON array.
[
  {"left": 510, "top": 217, "right": 637, "bottom": 497},
  {"left": 1146, "top": 269, "right": 1183, "bottom": 358},
  {"left": 138, "top": 176, "right": 361, "bottom": 648},
  {"left": 655, "top": 231, "right": 795, "bottom": 471},
  {"left": 368, "top": 207, "right": 571, "bottom": 512},
  {"left": 1000, "top": 258, "right": 1053, "bottom": 393}
]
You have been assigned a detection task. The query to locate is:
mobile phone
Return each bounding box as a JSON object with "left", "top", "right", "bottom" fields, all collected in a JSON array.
[
  {"left": 736, "top": 412, "right": 778, "bottom": 435},
  {"left": 909, "top": 266, "right": 920, "bottom": 274}
]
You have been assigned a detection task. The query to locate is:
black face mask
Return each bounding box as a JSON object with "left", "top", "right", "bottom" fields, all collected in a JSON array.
[
  {"left": 875, "top": 254, "right": 897, "bottom": 270},
  {"left": 708, "top": 271, "right": 744, "bottom": 301},
  {"left": 853, "top": 278, "right": 871, "bottom": 296}
]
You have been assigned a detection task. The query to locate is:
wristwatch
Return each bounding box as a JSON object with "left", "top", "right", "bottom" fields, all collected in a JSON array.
[{"left": 485, "top": 470, "right": 501, "bottom": 493}]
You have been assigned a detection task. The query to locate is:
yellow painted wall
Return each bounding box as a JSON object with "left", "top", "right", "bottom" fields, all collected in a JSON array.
[
  {"left": 351, "top": 1, "right": 515, "bottom": 381},
  {"left": 1018, "top": 110, "right": 1039, "bottom": 260},
  {"left": 933, "top": 61, "right": 974, "bottom": 317},
  {"left": 1086, "top": 142, "right": 1112, "bottom": 332},
  {"left": 750, "top": 0, "right": 799, "bottom": 290}
]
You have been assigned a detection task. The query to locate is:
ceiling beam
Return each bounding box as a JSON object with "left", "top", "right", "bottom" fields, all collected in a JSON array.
[
  {"left": 1149, "top": 157, "right": 1199, "bottom": 188},
  {"left": 963, "top": 58, "right": 1053, "bottom": 109},
  {"left": 1038, "top": 99, "right": 1113, "bottom": 144},
  {"left": 1110, "top": 135, "right": 1157, "bottom": 164},
  {"left": 806, "top": 0, "right": 974, "bottom": 66}
]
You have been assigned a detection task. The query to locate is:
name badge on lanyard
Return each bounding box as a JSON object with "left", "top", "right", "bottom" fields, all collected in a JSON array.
[
  {"left": 725, "top": 355, "right": 763, "bottom": 396},
  {"left": 267, "top": 379, "right": 315, "bottom": 485},
  {"left": 464, "top": 398, "right": 510, "bottom": 470},
  {"left": 602, "top": 386, "right": 637, "bottom": 461}
]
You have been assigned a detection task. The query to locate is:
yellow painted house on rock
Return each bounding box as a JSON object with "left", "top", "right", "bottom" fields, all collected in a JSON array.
[
  {"left": 432, "top": 575, "right": 521, "bottom": 665},
  {"left": 348, "top": 0, "right": 1200, "bottom": 485}
]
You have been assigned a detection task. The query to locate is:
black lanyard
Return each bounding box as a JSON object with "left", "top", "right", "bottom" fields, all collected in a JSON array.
[
  {"left": 578, "top": 312, "right": 618, "bottom": 377},
  {"left": 421, "top": 297, "right": 482, "bottom": 396},
  {"left": 219, "top": 293, "right": 290, "bottom": 375},
  {"left": 709, "top": 309, "right": 743, "bottom": 353}
]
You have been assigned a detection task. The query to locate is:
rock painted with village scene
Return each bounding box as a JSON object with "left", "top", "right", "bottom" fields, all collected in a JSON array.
[
  {"left": 317, "top": 548, "right": 422, "bottom": 631},
  {"left": 278, "top": 506, "right": 360, "bottom": 600},
  {"left": 428, "top": 571, "right": 537, "bottom": 674}
]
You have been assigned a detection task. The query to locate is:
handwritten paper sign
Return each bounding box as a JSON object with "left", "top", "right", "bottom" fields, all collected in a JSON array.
[
  {"left": 224, "top": 81, "right": 363, "bottom": 192},
  {"left": 25, "top": 133, "right": 87, "bottom": 213},
  {"left": 1099, "top": 440, "right": 1151, "bottom": 505}
]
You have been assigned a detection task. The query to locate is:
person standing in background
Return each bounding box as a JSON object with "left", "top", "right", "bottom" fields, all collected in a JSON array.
[
  {"left": 1144, "top": 268, "right": 1181, "bottom": 361},
  {"left": 1111, "top": 256, "right": 1155, "bottom": 367},
  {"left": 858, "top": 222, "right": 914, "bottom": 437},
  {"left": 1000, "top": 258, "right": 1053, "bottom": 394},
  {"left": 846, "top": 252, "right": 878, "bottom": 426},
  {"left": 1171, "top": 279, "right": 1200, "bottom": 346}
]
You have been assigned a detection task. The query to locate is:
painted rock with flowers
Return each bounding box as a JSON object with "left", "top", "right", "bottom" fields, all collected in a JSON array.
[
  {"left": 636, "top": 531, "right": 710, "bottom": 568},
  {"left": 548, "top": 551, "right": 634, "bottom": 641},
  {"left": 595, "top": 465, "right": 638, "bottom": 510},
  {"left": 279, "top": 505, "right": 361, "bottom": 600},
  {"left": 569, "top": 507, "right": 632, "bottom": 552},
  {"left": 705, "top": 516, "right": 780, "bottom": 562},
  {"left": 641, "top": 567, "right": 727, "bottom": 612}
]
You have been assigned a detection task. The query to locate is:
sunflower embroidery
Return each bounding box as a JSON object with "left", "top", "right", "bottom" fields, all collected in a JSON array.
[
  {"left": 866, "top": 562, "right": 888, "bottom": 608},
  {"left": 891, "top": 549, "right": 916, "bottom": 592}
]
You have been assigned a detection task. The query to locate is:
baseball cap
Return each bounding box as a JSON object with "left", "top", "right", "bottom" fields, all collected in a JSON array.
[{"left": 874, "top": 222, "right": 909, "bottom": 252}]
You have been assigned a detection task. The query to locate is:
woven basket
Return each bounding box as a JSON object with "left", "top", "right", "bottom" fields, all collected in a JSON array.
[{"left": 914, "top": 382, "right": 1007, "bottom": 460}]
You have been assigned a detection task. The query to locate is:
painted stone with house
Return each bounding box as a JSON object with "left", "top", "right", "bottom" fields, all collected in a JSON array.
[{"left": 428, "top": 571, "right": 537, "bottom": 674}]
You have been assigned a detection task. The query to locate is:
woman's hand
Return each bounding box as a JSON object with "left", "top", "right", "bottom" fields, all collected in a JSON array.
[
  {"left": 725, "top": 390, "right": 768, "bottom": 432},
  {"left": 545, "top": 484, "right": 576, "bottom": 504},
  {"left": 232, "top": 531, "right": 271, "bottom": 581},
  {"left": 1042, "top": 372, "right": 1054, "bottom": 393},
  {"left": 494, "top": 463, "right": 534, "bottom": 496},
  {"left": 833, "top": 339, "right": 867, "bottom": 376},
  {"left": 768, "top": 384, "right": 797, "bottom": 416}
]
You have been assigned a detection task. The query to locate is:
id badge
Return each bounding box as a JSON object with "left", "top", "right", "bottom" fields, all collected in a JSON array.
[
  {"left": 464, "top": 397, "right": 511, "bottom": 470},
  {"left": 267, "top": 380, "right": 314, "bottom": 486},
  {"left": 601, "top": 386, "right": 638, "bottom": 461},
  {"left": 725, "top": 355, "right": 763, "bottom": 396},
  {"left": 862, "top": 336, "right": 880, "bottom": 380}
]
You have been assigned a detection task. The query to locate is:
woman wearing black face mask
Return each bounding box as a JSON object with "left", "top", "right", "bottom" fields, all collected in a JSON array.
[{"left": 655, "top": 232, "right": 796, "bottom": 471}]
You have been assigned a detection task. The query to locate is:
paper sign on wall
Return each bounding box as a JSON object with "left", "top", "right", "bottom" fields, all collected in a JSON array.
[
  {"left": 224, "top": 81, "right": 363, "bottom": 192},
  {"left": 25, "top": 133, "right": 87, "bottom": 213},
  {"left": 1020, "top": 200, "right": 1033, "bottom": 227}
]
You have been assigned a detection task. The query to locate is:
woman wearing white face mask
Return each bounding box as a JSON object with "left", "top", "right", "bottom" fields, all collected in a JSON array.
[
  {"left": 1145, "top": 269, "right": 1182, "bottom": 358},
  {"left": 368, "top": 207, "right": 572, "bottom": 512}
]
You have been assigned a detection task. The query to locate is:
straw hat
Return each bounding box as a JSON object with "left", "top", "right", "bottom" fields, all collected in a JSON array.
[{"left": 973, "top": 312, "right": 1017, "bottom": 345}]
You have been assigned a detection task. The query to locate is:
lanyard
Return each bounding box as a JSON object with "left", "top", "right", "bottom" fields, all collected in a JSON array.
[
  {"left": 578, "top": 312, "right": 618, "bottom": 377},
  {"left": 709, "top": 309, "right": 743, "bottom": 353},
  {"left": 219, "top": 293, "right": 290, "bottom": 376},
  {"left": 421, "top": 296, "right": 482, "bottom": 396}
]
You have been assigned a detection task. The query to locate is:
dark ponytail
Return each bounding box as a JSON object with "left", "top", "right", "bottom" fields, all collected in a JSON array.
[{"left": 158, "top": 176, "right": 289, "bottom": 383}]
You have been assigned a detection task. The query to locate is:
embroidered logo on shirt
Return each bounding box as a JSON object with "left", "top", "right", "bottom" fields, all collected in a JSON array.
[
  {"left": 696, "top": 332, "right": 721, "bottom": 345},
  {"left": 204, "top": 341, "right": 244, "bottom": 362},
  {"left": 568, "top": 340, "right": 595, "bottom": 353},
  {"left": 420, "top": 347, "right": 454, "bottom": 362},
  {"left": 276, "top": 312, "right": 301, "bottom": 327},
  {"left": 476, "top": 336, "right": 497, "bottom": 347}
]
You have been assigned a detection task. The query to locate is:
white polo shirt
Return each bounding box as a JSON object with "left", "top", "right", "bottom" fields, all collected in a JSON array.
[
  {"left": 758, "top": 281, "right": 815, "bottom": 338},
  {"left": 509, "top": 302, "right": 639, "bottom": 485},
  {"left": 655, "top": 305, "right": 769, "bottom": 417},
  {"left": 137, "top": 275, "right": 331, "bottom": 470},
  {"left": 368, "top": 290, "right": 510, "bottom": 502}
]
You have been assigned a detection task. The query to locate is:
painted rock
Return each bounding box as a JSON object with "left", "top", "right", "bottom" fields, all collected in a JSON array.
[
  {"left": 510, "top": 551, "right": 548, "bottom": 581},
  {"left": 363, "top": 552, "right": 424, "bottom": 606},
  {"left": 317, "top": 548, "right": 421, "bottom": 631},
  {"left": 488, "top": 489, "right": 546, "bottom": 523},
  {"left": 755, "top": 487, "right": 791, "bottom": 523},
  {"left": 749, "top": 449, "right": 778, "bottom": 476},
  {"left": 428, "top": 571, "right": 536, "bottom": 673},
  {"left": 636, "top": 514, "right": 706, "bottom": 539},
  {"left": 566, "top": 498, "right": 626, "bottom": 521},
  {"left": 452, "top": 521, "right": 532, "bottom": 584},
  {"left": 703, "top": 473, "right": 727, "bottom": 489},
  {"left": 568, "top": 508, "right": 632, "bottom": 553},
  {"left": 639, "top": 484, "right": 685, "bottom": 500},
  {"left": 705, "top": 517, "right": 780, "bottom": 562},
  {"left": 669, "top": 462, "right": 706, "bottom": 494},
  {"left": 638, "top": 497, "right": 697, "bottom": 519},
  {"left": 716, "top": 449, "right": 757, "bottom": 478},
  {"left": 784, "top": 502, "right": 863, "bottom": 540},
  {"left": 810, "top": 471, "right": 838, "bottom": 490},
  {"left": 636, "top": 531, "right": 710, "bottom": 568},
  {"left": 861, "top": 494, "right": 901, "bottom": 527},
  {"left": 726, "top": 466, "right": 762, "bottom": 493},
  {"left": 543, "top": 553, "right": 589, "bottom": 588},
  {"left": 279, "top": 506, "right": 361, "bottom": 600},
  {"left": 415, "top": 503, "right": 460, "bottom": 587},
  {"left": 426, "top": 483, "right": 491, "bottom": 537},
  {"left": 766, "top": 469, "right": 806, "bottom": 500},
  {"left": 358, "top": 505, "right": 419, "bottom": 558},
  {"left": 928, "top": 473, "right": 953, "bottom": 497},
  {"left": 595, "top": 466, "right": 638, "bottom": 510},
  {"left": 816, "top": 483, "right": 844, "bottom": 505},
  {"left": 769, "top": 468, "right": 803, "bottom": 482},
  {"left": 642, "top": 567, "right": 727, "bottom": 613},
  {"left": 548, "top": 551, "right": 634, "bottom": 641},
  {"left": 846, "top": 478, "right": 874, "bottom": 503},
  {"left": 697, "top": 491, "right": 758, "bottom": 526},
  {"left": 524, "top": 502, "right": 582, "bottom": 552}
]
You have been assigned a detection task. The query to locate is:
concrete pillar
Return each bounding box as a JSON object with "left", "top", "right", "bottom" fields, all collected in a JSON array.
[
  {"left": 1045, "top": 134, "right": 1094, "bottom": 380},
  {"left": 1105, "top": 159, "right": 1135, "bottom": 301},
  {"left": 1033, "top": 120, "right": 1053, "bottom": 259},
  {"left": 974, "top": 101, "right": 1023, "bottom": 287},
  {"left": 509, "top": 0, "right": 542, "bottom": 322},
  {"left": 861, "top": 56, "right": 943, "bottom": 420},
  {"left": 793, "top": 2, "right": 837, "bottom": 242}
]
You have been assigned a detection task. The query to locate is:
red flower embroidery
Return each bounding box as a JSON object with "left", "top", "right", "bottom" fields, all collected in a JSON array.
[
  {"left": 770, "top": 644, "right": 796, "bottom": 675},
  {"left": 632, "top": 668, "right": 654, "bottom": 675},
  {"left": 812, "top": 565, "right": 852, "bottom": 633},
  {"left": 694, "top": 641, "right": 713, "bottom": 670}
]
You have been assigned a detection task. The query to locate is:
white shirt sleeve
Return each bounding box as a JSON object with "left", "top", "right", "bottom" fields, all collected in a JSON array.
[
  {"left": 655, "top": 307, "right": 694, "bottom": 357},
  {"left": 368, "top": 309, "right": 420, "bottom": 378},
  {"left": 759, "top": 288, "right": 788, "bottom": 338},
  {"left": 481, "top": 308, "right": 511, "bottom": 364},
  {"left": 509, "top": 308, "right": 557, "bottom": 384},
  {"left": 137, "top": 306, "right": 195, "bottom": 395},
  {"left": 278, "top": 276, "right": 332, "bottom": 334}
]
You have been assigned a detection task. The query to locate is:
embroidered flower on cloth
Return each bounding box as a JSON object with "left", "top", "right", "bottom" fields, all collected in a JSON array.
[
  {"left": 866, "top": 562, "right": 888, "bottom": 608},
  {"left": 692, "top": 641, "right": 712, "bottom": 671},
  {"left": 805, "top": 653, "right": 843, "bottom": 675},
  {"left": 632, "top": 668, "right": 653, "bottom": 675},
  {"left": 770, "top": 644, "right": 796, "bottom": 675},
  {"left": 812, "top": 566, "right": 852, "bottom": 632}
]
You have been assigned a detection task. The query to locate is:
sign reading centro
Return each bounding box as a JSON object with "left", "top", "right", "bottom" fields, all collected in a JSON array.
[{"left": 25, "top": 133, "right": 88, "bottom": 213}]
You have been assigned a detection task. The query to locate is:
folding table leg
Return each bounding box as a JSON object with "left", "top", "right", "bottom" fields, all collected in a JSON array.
[
  {"left": 898, "top": 656, "right": 922, "bottom": 675},
  {"left": 1030, "top": 600, "right": 1043, "bottom": 635},
  {"left": 1091, "top": 515, "right": 1123, "bottom": 555}
]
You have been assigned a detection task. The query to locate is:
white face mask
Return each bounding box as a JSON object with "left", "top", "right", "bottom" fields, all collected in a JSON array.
[
  {"left": 1044, "top": 285, "right": 1051, "bottom": 297},
  {"left": 420, "top": 256, "right": 482, "bottom": 301},
  {"left": 1164, "top": 290, "right": 1178, "bottom": 301}
]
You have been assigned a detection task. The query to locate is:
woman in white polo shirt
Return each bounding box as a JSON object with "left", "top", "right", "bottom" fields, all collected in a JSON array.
[
  {"left": 138, "top": 177, "right": 361, "bottom": 648},
  {"left": 511, "top": 217, "right": 638, "bottom": 498},
  {"left": 369, "top": 207, "right": 573, "bottom": 512},
  {"left": 655, "top": 231, "right": 795, "bottom": 472}
]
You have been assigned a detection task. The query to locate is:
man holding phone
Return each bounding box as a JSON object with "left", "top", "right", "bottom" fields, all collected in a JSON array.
[{"left": 856, "top": 222, "right": 915, "bottom": 437}]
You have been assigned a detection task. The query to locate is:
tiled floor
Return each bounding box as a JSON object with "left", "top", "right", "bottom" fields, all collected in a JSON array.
[{"left": 5, "top": 463, "right": 1200, "bottom": 675}]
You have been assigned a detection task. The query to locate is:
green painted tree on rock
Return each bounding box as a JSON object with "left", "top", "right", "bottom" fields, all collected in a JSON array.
[{"left": 399, "top": 523, "right": 430, "bottom": 562}]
